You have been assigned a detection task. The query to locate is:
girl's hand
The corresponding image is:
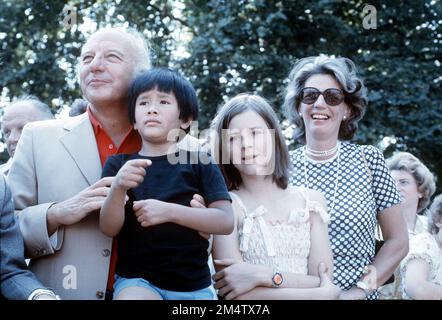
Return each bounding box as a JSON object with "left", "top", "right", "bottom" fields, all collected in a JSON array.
[
  {"left": 114, "top": 159, "right": 152, "bottom": 191},
  {"left": 318, "top": 263, "right": 341, "bottom": 300},
  {"left": 213, "top": 259, "right": 261, "bottom": 300},
  {"left": 338, "top": 286, "right": 366, "bottom": 300},
  {"left": 133, "top": 199, "right": 172, "bottom": 227}
]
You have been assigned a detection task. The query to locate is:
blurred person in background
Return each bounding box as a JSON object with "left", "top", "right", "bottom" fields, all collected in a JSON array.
[
  {"left": 400, "top": 194, "right": 442, "bottom": 299},
  {"left": 378, "top": 151, "right": 436, "bottom": 299},
  {"left": 1, "top": 95, "right": 54, "bottom": 175}
]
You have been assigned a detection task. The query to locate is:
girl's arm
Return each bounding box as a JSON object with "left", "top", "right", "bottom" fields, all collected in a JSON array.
[
  {"left": 212, "top": 197, "right": 334, "bottom": 300},
  {"left": 403, "top": 259, "right": 442, "bottom": 300},
  {"left": 307, "top": 190, "right": 334, "bottom": 280},
  {"left": 232, "top": 263, "right": 340, "bottom": 300}
]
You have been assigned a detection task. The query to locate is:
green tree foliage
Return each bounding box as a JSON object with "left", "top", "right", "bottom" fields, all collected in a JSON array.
[
  {"left": 0, "top": 0, "right": 441, "bottom": 192},
  {"left": 180, "top": 0, "right": 442, "bottom": 192}
]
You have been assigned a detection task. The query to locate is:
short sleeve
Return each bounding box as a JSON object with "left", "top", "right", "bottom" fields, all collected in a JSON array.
[
  {"left": 102, "top": 154, "right": 125, "bottom": 178},
  {"left": 400, "top": 232, "right": 438, "bottom": 280},
  {"left": 363, "top": 145, "right": 401, "bottom": 212},
  {"left": 196, "top": 152, "right": 231, "bottom": 205}
]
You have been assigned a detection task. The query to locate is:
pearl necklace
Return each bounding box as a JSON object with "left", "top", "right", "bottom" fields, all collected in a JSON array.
[
  {"left": 303, "top": 143, "right": 341, "bottom": 216},
  {"left": 305, "top": 142, "right": 340, "bottom": 158}
]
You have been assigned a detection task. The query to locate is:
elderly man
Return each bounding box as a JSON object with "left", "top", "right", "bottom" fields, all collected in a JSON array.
[
  {"left": 1, "top": 96, "right": 54, "bottom": 175},
  {"left": 9, "top": 27, "right": 202, "bottom": 300},
  {"left": 9, "top": 27, "right": 190, "bottom": 300}
]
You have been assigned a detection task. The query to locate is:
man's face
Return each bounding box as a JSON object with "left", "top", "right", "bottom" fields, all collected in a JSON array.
[
  {"left": 79, "top": 30, "right": 138, "bottom": 107},
  {"left": 2, "top": 102, "right": 41, "bottom": 157}
]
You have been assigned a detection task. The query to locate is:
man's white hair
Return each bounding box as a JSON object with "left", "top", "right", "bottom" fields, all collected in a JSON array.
[{"left": 7, "top": 95, "right": 54, "bottom": 120}]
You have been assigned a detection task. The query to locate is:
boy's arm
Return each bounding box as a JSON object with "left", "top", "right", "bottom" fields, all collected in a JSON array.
[
  {"left": 133, "top": 199, "right": 234, "bottom": 235},
  {"left": 99, "top": 159, "right": 151, "bottom": 237},
  {"left": 99, "top": 185, "right": 127, "bottom": 237},
  {"left": 171, "top": 200, "right": 234, "bottom": 234}
]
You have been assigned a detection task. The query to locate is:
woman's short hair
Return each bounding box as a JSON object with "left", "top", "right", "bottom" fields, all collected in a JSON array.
[
  {"left": 428, "top": 194, "right": 442, "bottom": 235},
  {"left": 128, "top": 68, "right": 198, "bottom": 133},
  {"left": 387, "top": 152, "right": 436, "bottom": 213},
  {"left": 211, "top": 93, "right": 290, "bottom": 190},
  {"left": 283, "top": 55, "right": 368, "bottom": 143}
]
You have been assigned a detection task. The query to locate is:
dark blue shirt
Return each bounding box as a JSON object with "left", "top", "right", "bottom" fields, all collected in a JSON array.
[{"left": 102, "top": 150, "right": 231, "bottom": 291}]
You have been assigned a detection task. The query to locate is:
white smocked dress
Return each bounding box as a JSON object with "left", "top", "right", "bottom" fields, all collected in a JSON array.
[{"left": 230, "top": 187, "right": 330, "bottom": 274}]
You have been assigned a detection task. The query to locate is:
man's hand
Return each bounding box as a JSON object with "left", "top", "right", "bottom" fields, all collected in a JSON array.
[
  {"left": 47, "top": 177, "right": 116, "bottom": 234},
  {"left": 114, "top": 159, "right": 151, "bottom": 191},
  {"left": 133, "top": 199, "right": 173, "bottom": 227}
]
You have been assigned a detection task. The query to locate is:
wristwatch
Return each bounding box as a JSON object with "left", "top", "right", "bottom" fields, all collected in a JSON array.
[
  {"left": 356, "top": 281, "right": 373, "bottom": 298},
  {"left": 271, "top": 270, "right": 283, "bottom": 287},
  {"left": 29, "top": 289, "right": 61, "bottom": 300}
]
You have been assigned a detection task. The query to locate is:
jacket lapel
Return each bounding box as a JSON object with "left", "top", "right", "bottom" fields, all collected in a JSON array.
[{"left": 59, "top": 114, "right": 102, "bottom": 185}]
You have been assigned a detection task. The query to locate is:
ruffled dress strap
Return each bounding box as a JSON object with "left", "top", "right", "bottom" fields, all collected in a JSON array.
[
  {"left": 288, "top": 186, "right": 330, "bottom": 224},
  {"left": 230, "top": 192, "right": 276, "bottom": 257}
]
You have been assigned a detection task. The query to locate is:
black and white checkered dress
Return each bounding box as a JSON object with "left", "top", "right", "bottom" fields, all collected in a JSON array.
[{"left": 289, "top": 142, "right": 400, "bottom": 297}]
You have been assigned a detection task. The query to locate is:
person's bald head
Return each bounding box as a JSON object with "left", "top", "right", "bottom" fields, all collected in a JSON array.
[
  {"left": 2, "top": 96, "right": 54, "bottom": 157},
  {"left": 78, "top": 27, "right": 151, "bottom": 108}
]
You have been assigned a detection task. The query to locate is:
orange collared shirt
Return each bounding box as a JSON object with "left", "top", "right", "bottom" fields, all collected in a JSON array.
[
  {"left": 87, "top": 107, "right": 141, "bottom": 166},
  {"left": 87, "top": 106, "right": 141, "bottom": 296}
]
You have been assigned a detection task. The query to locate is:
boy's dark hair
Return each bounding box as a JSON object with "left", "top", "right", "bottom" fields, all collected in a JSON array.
[{"left": 128, "top": 67, "right": 198, "bottom": 133}]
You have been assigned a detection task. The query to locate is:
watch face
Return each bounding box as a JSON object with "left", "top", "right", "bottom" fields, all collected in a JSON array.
[{"left": 273, "top": 272, "right": 283, "bottom": 286}]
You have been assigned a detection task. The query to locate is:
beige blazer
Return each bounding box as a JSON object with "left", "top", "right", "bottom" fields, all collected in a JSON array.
[{"left": 8, "top": 113, "right": 110, "bottom": 300}]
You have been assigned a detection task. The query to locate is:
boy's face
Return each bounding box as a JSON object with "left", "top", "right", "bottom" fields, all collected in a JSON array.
[{"left": 134, "top": 88, "right": 190, "bottom": 143}]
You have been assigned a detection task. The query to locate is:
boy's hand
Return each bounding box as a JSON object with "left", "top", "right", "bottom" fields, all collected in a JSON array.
[
  {"left": 114, "top": 159, "right": 152, "bottom": 191},
  {"left": 133, "top": 199, "right": 172, "bottom": 227}
]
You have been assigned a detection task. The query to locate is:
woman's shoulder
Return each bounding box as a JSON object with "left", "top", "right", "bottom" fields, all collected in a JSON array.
[
  {"left": 289, "top": 147, "right": 303, "bottom": 159},
  {"left": 401, "top": 232, "right": 439, "bottom": 276},
  {"left": 410, "top": 232, "right": 438, "bottom": 253},
  {"left": 356, "top": 143, "right": 384, "bottom": 160}
]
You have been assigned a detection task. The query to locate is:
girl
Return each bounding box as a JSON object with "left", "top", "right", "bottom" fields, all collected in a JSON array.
[
  {"left": 211, "top": 93, "right": 340, "bottom": 300},
  {"left": 99, "top": 68, "right": 234, "bottom": 300}
]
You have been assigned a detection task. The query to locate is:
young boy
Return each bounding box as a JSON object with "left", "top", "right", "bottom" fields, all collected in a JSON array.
[{"left": 99, "top": 68, "right": 234, "bottom": 300}]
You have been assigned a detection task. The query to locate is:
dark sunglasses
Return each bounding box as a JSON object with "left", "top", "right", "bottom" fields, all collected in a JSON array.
[{"left": 300, "top": 87, "right": 345, "bottom": 106}]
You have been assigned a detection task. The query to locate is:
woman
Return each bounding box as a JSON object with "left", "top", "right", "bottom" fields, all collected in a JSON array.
[
  {"left": 387, "top": 152, "right": 436, "bottom": 235},
  {"left": 379, "top": 152, "right": 436, "bottom": 299},
  {"left": 400, "top": 194, "right": 442, "bottom": 299},
  {"left": 283, "top": 55, "right": 408, "bottom": 299}
]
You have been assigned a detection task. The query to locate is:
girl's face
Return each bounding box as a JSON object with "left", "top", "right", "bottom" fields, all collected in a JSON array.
[
  {"left": 299, "top": 74, "right": 349, "bottom": 142},
  {"left": 226, "top": 110, "right": 274, "bottom": 176},
  {"left": 391, "top": 169, "right": 422, "bottom": 213},
  {"left": 134, "top": 88, "right": 190, "bottom": 143}
]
